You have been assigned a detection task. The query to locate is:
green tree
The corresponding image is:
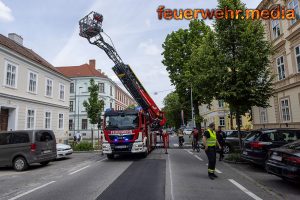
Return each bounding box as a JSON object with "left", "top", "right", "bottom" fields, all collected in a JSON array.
[
  {"left": 83, "top": 79, "right": 105, "bottom": 145},
  {"left": 163, "top": 92, "right": 187, "bottom": 128},
  {"left": 190, "top": 0, "right": 274, "bottom": 147},
  {"left": 162, "top": 20, "right": 211, "bottom": 128}
]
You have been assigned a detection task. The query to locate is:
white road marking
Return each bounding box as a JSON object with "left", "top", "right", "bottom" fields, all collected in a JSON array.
[
  {"left": 205, "top": 163, "right": 222, "bottom": 173},
  {"left": 69, "top": 165, "right": 90, "bottom": 175},
  {"left": 8, "top": 181, "right": 56, "bottom": 200},
  {"left": 194, "top": 155, "right": 203, "bottom": 161},
  {"left": 168, "top": 155, "right": 174, "bottom": 200},
  {"left": 173, "top": 144, "right": 179, "bottom": 147},
  {"left": 228, "top": 179, "right": 263, "bottom": 200}
]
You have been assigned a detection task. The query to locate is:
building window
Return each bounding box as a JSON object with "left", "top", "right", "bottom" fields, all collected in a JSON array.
[
  {"left": 69, "top": 119, "right": 74, "bottom": 130},
  {"left": 218, "top": 100, "right": 224, "bottom": 108},
  {"left": 45, "top": 112, "right": 51, "bottom": 129},
  {"left": 110, "top": 86, "right": 113, "bottom": 96},
  {"left": 277, "top": 56, "right": 285, "bottom": 80},
  {"left": 59, "top": 84, "right": 65, "bottom": 100},
  {"left": 26, "top": 109, "right": 35, "bottom": 129},
  {"left": 82, "top": 119, "right": 87, "bottom": 130},
  {"left": 259, "top": 108, "right": 268, "bottom": 123},
  {"left": 288, "top": 0, "right": 299, "bottom": 25},
  {"left": 281, "top": 99, "right": 291, "bottom": 122},
  {"left": 295, "top": 45, "right": 300, "bottom": 73},
  {"left": 70, "top": 83, "right": 74, "bottom": 93},
  {"left": 98, "top": 83, "right": 105, "bottom": 93},
  {"left": 219, "top": 117, "right": 225, "bottom": 127},
  {"left": 45, "top": 78, "right": 53, "bottom": 97},
  {"left": 271, "top": 20, "right": 280, "bottom": 39},
  {"left": 5, "top": 62, "right": 17, "bottom": 87},
  {"left": 28, "top": 71, "right": 37, "bottom": 93},
  {"left": 58, "top": 114, "right": 64, "bottom": 129},
  {"left": 70, "top": 101, "right": 74, "bottom": 112}
]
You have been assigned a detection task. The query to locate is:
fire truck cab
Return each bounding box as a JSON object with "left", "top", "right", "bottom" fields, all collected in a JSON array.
[{"left": 102, "top": 108, "right": 155, "bottom": 159}]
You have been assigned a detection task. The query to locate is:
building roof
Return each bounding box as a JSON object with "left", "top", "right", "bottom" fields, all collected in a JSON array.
[
  {"left": 56, "top": 60, "right": 108, "bottom": 78},
  {"left": 0, "top": 34, "right": 64, "bottom": 76}
]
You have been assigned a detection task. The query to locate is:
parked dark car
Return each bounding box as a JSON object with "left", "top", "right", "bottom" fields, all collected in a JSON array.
[
  {"left": 0, "top": 130, "right": 57, "bottom": 171},
  {"left": 223, "top": 130, "right": 249, "bottom": 154},
  {"left": 265, "top": 140, "right": 300, "bottom": 183},
  {"left": 241, "top": 128, "right": 300, "bottom": 166}
]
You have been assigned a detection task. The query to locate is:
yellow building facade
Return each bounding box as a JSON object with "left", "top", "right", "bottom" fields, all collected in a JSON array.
[{"left": 199, "top": 100, "right": 253, "bottom": 130}]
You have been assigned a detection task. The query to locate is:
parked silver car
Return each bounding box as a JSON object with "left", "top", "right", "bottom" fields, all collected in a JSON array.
[{"left": 0, "top": 130, "right": 57, "bottom": 171}]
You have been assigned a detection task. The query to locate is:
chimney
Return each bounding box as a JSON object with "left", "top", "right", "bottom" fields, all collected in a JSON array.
[
  {"left": 89, "top": 59, "right": 96, "bottom": 69},
  {"left": 8, "top": 33, "right": 23, "bottom": 46}
]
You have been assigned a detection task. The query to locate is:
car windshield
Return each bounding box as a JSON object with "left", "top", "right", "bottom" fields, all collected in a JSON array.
[
  {"left": 105, "top": 114, "right": 139, "bottom": 130},
  {"left": 245, "top": 131, "right": 261, "bottom": 141}
]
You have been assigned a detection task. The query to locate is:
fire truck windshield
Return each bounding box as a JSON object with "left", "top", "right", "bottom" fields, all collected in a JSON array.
[{"left": 105, "top": 114, "right": 139, "bottom": 130}]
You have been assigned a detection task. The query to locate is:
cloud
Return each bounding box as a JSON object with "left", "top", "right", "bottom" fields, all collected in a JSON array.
[
  {"left": 0, "top": 1, "right": 14, "bottom": 22},
  {"left": 138, "top": 39, "right": 161, "bottom": 56}
]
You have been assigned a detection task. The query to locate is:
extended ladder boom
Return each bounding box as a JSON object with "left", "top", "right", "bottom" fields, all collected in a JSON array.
[{"left": 79, "top": 11, "right": 166, "bottom": 129}]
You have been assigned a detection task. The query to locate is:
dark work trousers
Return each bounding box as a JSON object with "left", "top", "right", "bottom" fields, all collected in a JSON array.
[{"left": 205, "top": 146, "right": 216, "bottom": 174}]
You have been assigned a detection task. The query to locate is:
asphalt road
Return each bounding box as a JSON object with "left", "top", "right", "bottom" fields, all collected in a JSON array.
[{"left": 0, "top": 135, "right": 299, "bottom": 200}]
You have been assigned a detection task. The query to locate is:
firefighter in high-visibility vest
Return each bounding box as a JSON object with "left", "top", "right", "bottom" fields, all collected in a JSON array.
[{"left": 202, "top": 122, "right": 221, "bottom": 180}]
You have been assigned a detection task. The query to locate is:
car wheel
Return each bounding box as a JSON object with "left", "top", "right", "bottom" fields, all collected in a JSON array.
[
  {"left": 13, "top": 157, "right": 28, "bottom": 171},
  {"left": 107, "top": 154, "right": 114, "bottom": 159},
  {"left": 223, "top": 145, "right": 231, "bottom": 154},
  {"left": 40, "top": 161, "right": 50, "bottom": 166}
]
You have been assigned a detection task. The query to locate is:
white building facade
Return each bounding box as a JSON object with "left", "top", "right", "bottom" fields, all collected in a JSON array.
[
  {"left": 0, "top": 33, "right": 70, "bottom": 143},
  {"left": 57, "top": 60, "right": 117, "bottom": 138}
]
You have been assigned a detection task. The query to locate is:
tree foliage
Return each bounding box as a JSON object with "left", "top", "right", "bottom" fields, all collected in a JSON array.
[
  {"left": 83, "top": 79, "right": 105, "bottom": 125},
  {"left": 162, "top": 92, "right": 187, "bottom": 128},
  {"left": 162, "top": 20, "right": 212, "bottom": 127},
  {"left": 211, "top": 0, "right": 274, "bottom": 115}
]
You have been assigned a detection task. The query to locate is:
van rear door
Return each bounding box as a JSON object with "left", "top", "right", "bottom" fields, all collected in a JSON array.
[
  {"left": 0, "top": 132, "right": 13, "bottom": 166},
  {"left": 35, "top": 131, "right": 56, "bottom": 159}
]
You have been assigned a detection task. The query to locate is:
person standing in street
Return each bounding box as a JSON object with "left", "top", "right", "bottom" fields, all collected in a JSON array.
[
  {"left": 202, "top": 122, "right": 221, "bottom": 180},
  {"left": 216, "top": 126, "right": 226, "bottom": 161}
]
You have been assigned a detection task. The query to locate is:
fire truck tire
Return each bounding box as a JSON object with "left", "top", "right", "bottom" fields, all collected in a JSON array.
[{"left": 107, "top": 154, "right": 114, "bottom": 159}]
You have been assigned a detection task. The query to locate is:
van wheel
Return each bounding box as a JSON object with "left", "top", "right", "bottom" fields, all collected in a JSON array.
[
  {"left": 107, "top": 154, "right": 114, "bottom": 159},
  {"left": 13, "top": 157, "right": 28, "bottom": 171},
  {"left": 40, "top": 161, "right": 50, "bottom": 166}
]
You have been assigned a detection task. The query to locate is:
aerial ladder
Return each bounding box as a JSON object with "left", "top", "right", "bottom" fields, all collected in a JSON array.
[{"left": 79, "top": 11, "right": 166, "bottom": 130}]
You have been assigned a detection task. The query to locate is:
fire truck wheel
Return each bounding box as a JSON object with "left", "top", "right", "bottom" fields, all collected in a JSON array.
[{"left": 107, "top": 154, "right": 114, "bottom": 159}]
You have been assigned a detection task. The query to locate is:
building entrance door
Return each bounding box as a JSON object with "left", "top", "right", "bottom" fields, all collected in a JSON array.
[{"left": 0, "top": 108, "right": 9, "bottom": 131}]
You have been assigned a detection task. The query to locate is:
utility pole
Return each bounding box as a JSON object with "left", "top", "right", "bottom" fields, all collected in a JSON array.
[{"left": 191, "top": 86, "right": 195, "bottom": 128}]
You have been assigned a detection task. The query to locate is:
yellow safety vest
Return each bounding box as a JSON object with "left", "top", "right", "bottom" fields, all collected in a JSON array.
[{"left": 206, "top": 129, "right": 217, "bottom": 147}]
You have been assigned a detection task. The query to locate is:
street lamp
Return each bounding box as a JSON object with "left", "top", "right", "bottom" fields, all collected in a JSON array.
[{"left": 77, "top": 87, "right": 83, "bottom": 134}]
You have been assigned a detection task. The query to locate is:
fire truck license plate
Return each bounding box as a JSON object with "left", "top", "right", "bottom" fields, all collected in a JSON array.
[{"left": 115, "top": 145, "right": 127, "bottom": 149}]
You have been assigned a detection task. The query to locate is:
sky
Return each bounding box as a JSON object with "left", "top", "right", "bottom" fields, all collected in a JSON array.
[{"left": 0, "top": 0, "right": 261, "bottom": 108}]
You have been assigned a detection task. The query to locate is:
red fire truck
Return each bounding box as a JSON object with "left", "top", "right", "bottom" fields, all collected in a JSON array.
[{"left": 79, "top": 12, "right": 166, "bottom": 158}]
